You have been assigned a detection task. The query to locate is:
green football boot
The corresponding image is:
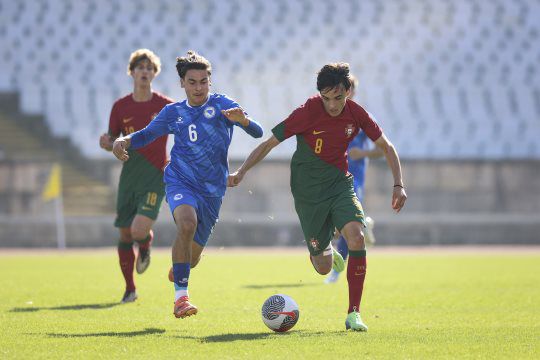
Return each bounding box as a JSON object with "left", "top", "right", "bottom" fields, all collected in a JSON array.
[
  {"left": 345, "top": 311, "right": 368, "bottom": 331},
  {"left": 332, "top": 247, "right": 345, "bottom": 273}
]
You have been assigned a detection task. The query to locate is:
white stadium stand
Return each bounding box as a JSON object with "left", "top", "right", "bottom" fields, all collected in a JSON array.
[{"left": 0, "top": 0, "right": 539, "bottom": 159}]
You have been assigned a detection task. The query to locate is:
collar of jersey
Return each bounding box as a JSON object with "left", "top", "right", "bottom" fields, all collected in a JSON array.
[{"left": 185, "top": 93, "right": 213, "bottom": 109}]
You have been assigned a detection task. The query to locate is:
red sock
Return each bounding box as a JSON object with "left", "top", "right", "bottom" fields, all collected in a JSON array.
[
  {"left": 347, "top": 251, "right": 367, "bottom": 314},
  {"left": 138, "top": 230, "right": 153, "bottom": 251},
  {"left": 118, "top": 244, "right": 135, "bottom": 291}
]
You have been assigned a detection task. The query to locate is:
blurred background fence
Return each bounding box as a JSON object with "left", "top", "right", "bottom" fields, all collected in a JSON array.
[{"left": 0, "top": 0, "right": 539, "bottom": 247}]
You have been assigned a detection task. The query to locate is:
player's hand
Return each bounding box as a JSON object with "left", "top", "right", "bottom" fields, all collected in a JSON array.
[
  {"left": 99, "top": 133, "right": 113, "bottom": 151},
  {"left": 227, "top": 170, "right": 245, "bottom": 187},
  {"left": 392, "top": 186, "right": 407, "bottom": 213},
  {"left": 112, "top": 138, "right": 129, "bottom": 162},
  {"left": 221, "top": 108, "right": 249, "bottom": 126}
]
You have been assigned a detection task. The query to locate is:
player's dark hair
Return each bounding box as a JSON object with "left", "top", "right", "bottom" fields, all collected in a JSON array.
[
  {"left": 316, "top": 63, "right": 352, "bottom": 92},
  {"left": 176, "top": 50, "right": 212, "bottom": 79},
  {"left": 127, "top": 48, "right": 161, "bottom": 76}
]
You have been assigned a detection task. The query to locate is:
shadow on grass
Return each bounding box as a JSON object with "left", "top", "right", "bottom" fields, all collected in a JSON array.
[
  {"left": 46, "top": 328, "right": 166, "bottom": 338},
  {"left": 202, "top": 331, "right": 279, "bottom": 342},
  {"left": 175, "top": 330, "right": 343, "bottom": 343},
  {"left": 243, "top": 282, "right": 319, "bottom": 289},
  {"left": 10, "top": 302, "right": 121, "bottom": 313}
]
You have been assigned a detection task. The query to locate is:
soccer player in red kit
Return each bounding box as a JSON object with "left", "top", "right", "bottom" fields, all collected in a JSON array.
[
  {"left": 229, "top": 63, "right": 407, "bottom": 331},
  {"left": 99, "top": 49, "right": 173, "bottom": 303}
]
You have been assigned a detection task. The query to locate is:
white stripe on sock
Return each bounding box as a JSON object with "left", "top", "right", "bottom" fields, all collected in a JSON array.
[{"left": 175, "top": 289, "right": 188, "bottom": 301}]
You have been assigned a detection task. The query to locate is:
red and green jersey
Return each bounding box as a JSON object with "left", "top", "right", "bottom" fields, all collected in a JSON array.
[
  {"left": 272, "top": 95, "right": 382, "bottom": 202},
  {"left": 109, "top": 92, "right": 173, "bottom": 170},
  {"left": 109, "top": 92, "right": 173, "bottom": 192}
]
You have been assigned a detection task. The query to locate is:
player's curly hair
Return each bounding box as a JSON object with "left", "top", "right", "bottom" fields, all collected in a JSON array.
[
  {"left": 127, "top": 48, "right": 161, "bottom": 76},
  {"left": 316, "top": 63, "right": 352, "bottom": 92},
  {"left": 176, "top": 50, "right": 212, "bottom": 79}
]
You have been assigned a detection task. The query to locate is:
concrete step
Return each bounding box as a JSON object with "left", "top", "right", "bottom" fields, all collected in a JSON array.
[
  {"left": 0, "top": 105, "right": 114, "bottom": 215},
  {"left": 1, "top": 213, "right": 538, "bottom": 247}
]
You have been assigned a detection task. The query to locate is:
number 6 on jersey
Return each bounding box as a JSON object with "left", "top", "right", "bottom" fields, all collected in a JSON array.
[{"left": 188, "top": 124, "right": 198, "bottom": 142}]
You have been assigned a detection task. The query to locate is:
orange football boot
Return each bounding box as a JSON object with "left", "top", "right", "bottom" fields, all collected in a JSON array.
[{"left": 173, "top": 296, "right": 198, "bottom": 318}]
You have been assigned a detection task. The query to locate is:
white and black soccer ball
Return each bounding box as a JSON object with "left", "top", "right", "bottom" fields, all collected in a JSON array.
[{"left": 261, "top": 294, "right": 300, "bottom": 332}]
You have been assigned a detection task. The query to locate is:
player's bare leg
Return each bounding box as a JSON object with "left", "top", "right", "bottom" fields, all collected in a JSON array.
[
  {"left": 309, "top": 245, "right": 344, "bottom": 275},
  {"left": 341, "top": 221, "right": 368, "bottom": 331},
  {"left": 171, "top": 205, "right": 198, "bottom": 318},
  {"left": 310, "top": 251, "right": 333, "bottom": 275},
  {"left": 131, "top": 215, "right": 155, "bottom": 274},
  {"left": 190, "top": 241, "right": 204, "bottom": 268}
]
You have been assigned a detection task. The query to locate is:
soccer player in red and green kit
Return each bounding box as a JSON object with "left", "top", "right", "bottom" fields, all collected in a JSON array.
[
  {"left": 99, "top": 49, "right": 173, "bottom": 303},
  {"left": 228, "top": 63, "right": 407, "bottom": 331}
]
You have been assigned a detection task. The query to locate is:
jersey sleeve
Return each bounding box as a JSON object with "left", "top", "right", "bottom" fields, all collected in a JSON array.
[
  {"left": 130, "top": 105, "right": 171, "bottom": 149},
  {"left": 108, "top": 101, "right": 121, "bottom": 137},
  {"left": 218, "top": 94, "right": 243, "bottom": 125},
  {"left": 218, "top": 94, "right": 263, "bottom": 138},
  {"left": 271, "top": 98, "right": 312, "bottom": 142},
  {"left": 350, "top": 101, "right": 383, "bottom": 142}
]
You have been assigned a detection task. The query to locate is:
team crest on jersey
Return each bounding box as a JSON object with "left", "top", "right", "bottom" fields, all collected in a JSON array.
[
  {"left": 204, "top": 106, "right": 216, "bottom": 119},
  {"left": 345, "top": 124, "right": 355, "bottom": 138},
  {"left": 176, "top": 116, "right": 183, "bottom": 123},
  {"left": 309, "top": 238, "right": 320, "bottom": 250}
]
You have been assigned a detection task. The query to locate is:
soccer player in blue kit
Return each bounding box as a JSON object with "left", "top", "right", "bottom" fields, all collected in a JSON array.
[
  {"left": 325, "top": 75, "right": 383, "bottom": 284},
  {"left": 112, "top": 50, "right": 263, "bottom": 318}
]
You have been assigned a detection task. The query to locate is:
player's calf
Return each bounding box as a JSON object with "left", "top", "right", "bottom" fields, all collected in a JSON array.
[{"left": 309, "top": 246, "right": 337, "bottom": 275}]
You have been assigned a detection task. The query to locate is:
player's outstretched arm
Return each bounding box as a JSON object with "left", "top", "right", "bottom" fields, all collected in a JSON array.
[
  {"left": 112, "top": 136, "right": 132, "bottom": 162},
  {"left": 228, "top": 135, "right": 280, "bottom": 187},
  {"left": 221, "top": 107, "right": 263, "bottom": 138},
  {"left": 374, "top": 134, "right": 407, "bottom": 212}
]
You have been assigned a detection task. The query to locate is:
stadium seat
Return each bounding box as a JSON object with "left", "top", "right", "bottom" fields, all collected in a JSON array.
[{"left": 0, "top": 0, "right": 538, "bottom": 159}]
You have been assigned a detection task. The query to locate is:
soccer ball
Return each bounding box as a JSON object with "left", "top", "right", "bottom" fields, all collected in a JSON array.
[{"left": 261, "top": 294, "right": 300, "bottom": 332}]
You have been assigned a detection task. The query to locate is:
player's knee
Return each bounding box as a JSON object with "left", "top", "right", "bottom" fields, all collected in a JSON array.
[
  {"left": 319, "top": 265, "right": 332, "bottom": 275},
  {"left": 130, "top": 227, "right": 148, "bottom": 241},
  {"left": 177, "top": 218, "right": 197, "bottom": 236},
  {"left": 316, "top": 263, "right": 332, "bottom": 275},
  {"left": 347, "top": 232, "right": 366, "bottom": 250},
  {"left": 312, "top": 255, "right": 332, "bottom": 275},
  {"left": 119, "top": 232, "right": 132, "bottom": 243}
]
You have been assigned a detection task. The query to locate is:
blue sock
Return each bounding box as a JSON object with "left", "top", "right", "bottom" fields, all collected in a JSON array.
[
  {"left": 173, "top": 263, "right": 190, "bottom": 292},
  {"left": 337, "top": 235, "right": 349, "bottom": 260}
]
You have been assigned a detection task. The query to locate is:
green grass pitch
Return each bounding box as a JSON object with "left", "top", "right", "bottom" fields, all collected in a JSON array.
[{"left": 0, "top": 248, "right": 538, "bottom": 359}]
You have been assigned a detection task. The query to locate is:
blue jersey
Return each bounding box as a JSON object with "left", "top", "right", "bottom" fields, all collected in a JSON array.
[
  {"left": 347, "top": 131, "right": 370, "bottom": 201},
  {"left": 130, "top": 93, "right": 263, "bottom": 197}
]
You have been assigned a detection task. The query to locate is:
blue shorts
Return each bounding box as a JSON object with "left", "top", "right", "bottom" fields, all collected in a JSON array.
[
  {"left": 353, "top": 179, "right": 365, "bottom": 203},
  {"left": 165, "top": 184, "right": 223, "bottom": 247}
]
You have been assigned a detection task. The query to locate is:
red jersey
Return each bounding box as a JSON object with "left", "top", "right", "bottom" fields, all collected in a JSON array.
[
  {"left": 109, "top": 92, "right": 173, "bottom": 171},
  {"left": 272, "top": 95, "right": 383, "bottom": 202},
  {"left": 274, "top": 95, "right": 382, "bottom": 173}
]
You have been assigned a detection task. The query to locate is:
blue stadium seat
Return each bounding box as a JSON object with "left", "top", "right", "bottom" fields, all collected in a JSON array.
[{"left": 0, "top": 0, "right": 539, "bottom": 159}]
